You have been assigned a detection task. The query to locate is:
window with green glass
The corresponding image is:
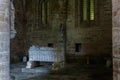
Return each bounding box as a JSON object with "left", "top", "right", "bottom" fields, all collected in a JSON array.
[
  {"left": 39, "top": 0, "right": 49, "bottom": 24},
  {"left": 83, "top": 0, "right": 88, "bottom": 21},
  {"left": 90, "top": 0, "right": 94, "bottom": 20},
  {"left": 82, "top": 0, "right": 95, "bottom": 21}
]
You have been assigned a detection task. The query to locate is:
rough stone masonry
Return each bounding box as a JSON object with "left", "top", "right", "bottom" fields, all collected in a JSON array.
[
  {"left": 112, "top": 0, "right": 120, "bottom": 80},
  {"left": 0, "top": 0, "right": 10, "bottom": 80}
]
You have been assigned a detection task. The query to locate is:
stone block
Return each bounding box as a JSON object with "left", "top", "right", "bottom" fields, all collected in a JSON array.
[
  {"left": 0, "top": 13, "right": 4, "bottom": 21},
  {"left": 0, "top": 22, "right": 9, "bottom": 32},
  {"left": 22, "top": 67, "right": 50, "bottom": 73},
  {"left": 0, "top": 41, "right": 9, "bottom": 52},
  {"left": 0, "top": 33, "right": 9, "bottom": 41},
  {"left": 113, "top": 71, "right": 118, "bottom": 80},
  {"left": 26, "top": 61, "right": 35, "bottom": 68},
  {"left": 0, "top": 54, "right": 9, "bottom": 62},
  {"left": 0, "top": 0, "right": 9, "bottom": 4}
]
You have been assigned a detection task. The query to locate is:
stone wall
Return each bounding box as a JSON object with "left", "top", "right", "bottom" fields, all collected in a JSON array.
[
  {"left": 112, "top": 0, "right": 120, "bottom": 80},
  {"left": 10, "top": 0, "right": 28, "bottom": 63},
  {"left": 0, "top": 0, "right": 10, "bottom": 79},
  {"left": 11, "top": 0, "right": 112, "bottom": 63}
]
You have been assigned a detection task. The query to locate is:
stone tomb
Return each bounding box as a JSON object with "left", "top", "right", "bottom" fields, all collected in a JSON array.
[{"left": 26, "top": 46, "right": 64, "bottom": 70}]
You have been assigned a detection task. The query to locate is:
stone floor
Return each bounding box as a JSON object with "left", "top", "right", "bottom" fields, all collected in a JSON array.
[{"left": 10, "top": 62, "right": 112, "bottom": 80}]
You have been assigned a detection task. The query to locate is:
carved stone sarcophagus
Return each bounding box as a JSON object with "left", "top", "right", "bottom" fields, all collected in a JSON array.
[{"left": 26, "top": 46, "right": 64, "bottom": 70}]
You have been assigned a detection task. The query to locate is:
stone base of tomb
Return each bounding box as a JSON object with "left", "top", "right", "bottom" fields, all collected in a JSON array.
[
  {"left": 52, "top": 61, "right": 64, "bottom": 70},
  {"left": 26, "top": 61, "right": 36, "bottom": 68},
  {"left": 26, "top": 61, "right": 64, "bottom": 71}
]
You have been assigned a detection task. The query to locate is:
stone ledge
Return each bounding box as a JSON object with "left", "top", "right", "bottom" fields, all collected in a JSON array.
[{"left": 21, "top": 65, "right": 52, "bottom": 73}]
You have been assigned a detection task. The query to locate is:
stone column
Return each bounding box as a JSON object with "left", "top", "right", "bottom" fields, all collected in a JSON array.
[
  {"left": 58, "top": 0, "right": 68, "bottom": 62},
  {"left": 112, "top": 0, "right": 120, "bottom": 80},
  {"left": 0, "top": 0, "right": 10, "bottom": 80}
]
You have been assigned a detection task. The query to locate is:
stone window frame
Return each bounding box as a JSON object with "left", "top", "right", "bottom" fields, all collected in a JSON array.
[
  {"left": 39, "top": 0, "right": 49, "bottom": 25},
  {"left": 82, "top": 0, "right": 95, "bottom": 21},
  {"left": 75, "top": 0, "right": 98, "bottom": 27}
]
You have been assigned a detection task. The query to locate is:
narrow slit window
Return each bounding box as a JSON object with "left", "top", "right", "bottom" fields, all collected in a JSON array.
[
  {"left": 83, "top": 0, "right": 88, "bottom": 21},
  {"left": 44, "top": 1, "right": 48, "bottom": 24},
  {"left": 42, "top": 1, "right": 45, "bottom": 24},
  {"left": 38, "top": 0, "right": 42, "bottom": 24},
  {"left": 41, "top": 0, "right": 48, "bottom": 24},
  {"left": 46, "top": 0, "right": 49, "bottom": 24},
  {"left": 81, "top": 0, "right": 95, "bottom": 21},
  {"left": 90, "top": 0, "right": 95, "bottom": 20}
]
